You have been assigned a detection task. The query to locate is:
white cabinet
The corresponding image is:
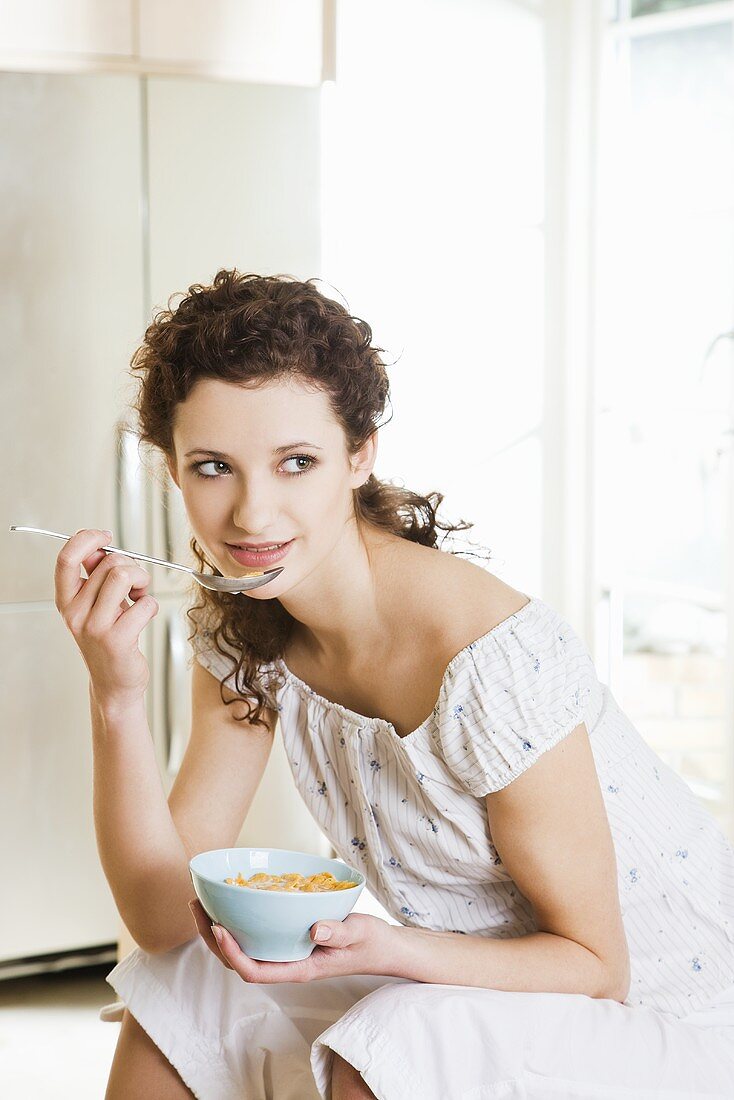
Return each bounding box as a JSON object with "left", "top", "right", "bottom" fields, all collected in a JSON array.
[
  {"left": 0, "top": 71, "right": 145, "bottom": 606},
  {"left": 0, "top": 0, "right": 134, "bottom": 58},
  {"left": 146, "top": 75, "right": 322, "bottom": 304},
  {"left": 139, "top": 0, "right": 325, "bottom": 86},
  {"left": 0, "top": 0, "right": 329, "bottom": 86},
  {"left": 0, "top": 606, "right": 121, "bottom": 961}
]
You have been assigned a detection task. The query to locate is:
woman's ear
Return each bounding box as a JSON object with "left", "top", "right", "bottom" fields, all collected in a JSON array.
[{"left": 350, "top": 432, "right": 378, "bottom": 489}]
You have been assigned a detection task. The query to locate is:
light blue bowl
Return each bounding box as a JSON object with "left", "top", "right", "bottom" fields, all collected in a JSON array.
[{"left": 189, "top": 847, "right": 366, "bottom": 962}]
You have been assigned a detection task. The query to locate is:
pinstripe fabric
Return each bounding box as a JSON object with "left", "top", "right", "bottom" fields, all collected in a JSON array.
[{"left": 193, "top": 596, "right": 734, "bottom": 1020}]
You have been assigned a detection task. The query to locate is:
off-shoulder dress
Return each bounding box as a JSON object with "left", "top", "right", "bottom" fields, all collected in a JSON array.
[{"left": 106, "top": 596, "right": 734, "bottom": 1099}]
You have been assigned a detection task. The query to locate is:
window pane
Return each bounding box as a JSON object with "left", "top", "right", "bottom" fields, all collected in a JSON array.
[
  {"left": 596, "top": 19, "right": 734, "bottom": 835},
  {"left": 629, "top": 22, "right": 734, "bottom": 213},
  {"left": 632, "top": 0, "right": 725, "bottom": 17}
]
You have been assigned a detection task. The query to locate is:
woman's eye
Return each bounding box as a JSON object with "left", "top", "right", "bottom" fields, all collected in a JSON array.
[
  {"left": 192, "top": 460, "right": 230, "bottom": 478},
  {"left": 282, "top": 455, "right": 317, "bottom": 477}
]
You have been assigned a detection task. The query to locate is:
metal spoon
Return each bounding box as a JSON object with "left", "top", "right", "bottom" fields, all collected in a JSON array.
[{"left": 8, "top": 525, "right": 284, "bottom": 593}]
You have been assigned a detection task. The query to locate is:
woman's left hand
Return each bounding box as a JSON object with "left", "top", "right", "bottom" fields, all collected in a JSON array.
[{"left": 189, "top": 898, "right": 396, "bottom": 983}]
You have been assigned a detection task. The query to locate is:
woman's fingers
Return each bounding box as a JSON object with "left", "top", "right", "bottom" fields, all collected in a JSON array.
[
  {"left": 108, "top": 591, "right": 159, "bottom": 648},
  {"left": 80, "top": 549, "right": 133, "bottom": 614},
  {"left": 57, "top": 530, "right": 151, "bottom": 628},
  {"left": 80, "top": 548, "right": 108, "bottom": 580},
  {"left": 84, "top": 558, "right": 151, "bottom": 627},
  {"left": 210, "top": 925, "right": 306, "bottom": 983},
  {"left": 55, "top": 529, "right": 112, "bottom": 614},
  {"left": 188, "top": 900, "right": 317, "bottom": 984},
  {"left": 54, "top": 529, "right": 157, "bottom": 707},
  {"left": 188, "top": 899, "right": 233, "bottom": 970}
]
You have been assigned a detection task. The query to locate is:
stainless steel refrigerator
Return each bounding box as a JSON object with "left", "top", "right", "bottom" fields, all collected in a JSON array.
[{"left": 0, "top": 69, "right": 328, "bottom": 974}]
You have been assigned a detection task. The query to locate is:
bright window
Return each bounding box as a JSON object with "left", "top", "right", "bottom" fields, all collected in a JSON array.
[
  {"left": 595, "top": 4, "right": 734, "bottom": 835},
  {"left": 322, "top": 0, "right": 545, "bottom": 593}
]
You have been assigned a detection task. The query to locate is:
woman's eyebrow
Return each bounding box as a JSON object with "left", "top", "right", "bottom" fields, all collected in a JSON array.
[{"left": 184, "top": 442, "right": 324, "bottom": 458}]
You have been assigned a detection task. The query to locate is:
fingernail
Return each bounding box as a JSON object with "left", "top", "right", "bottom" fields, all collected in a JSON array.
[
  {"left": 188, "top": 900, "right": 196, "bottom": 913},
  {"left": 103, "top": 530, "right": 113, "bottom": 540},
  {"left": 314, "top": 925, "right": 332, "bottom": 942},
  {"left": 212, "top": 925, "right": 224, "bottom": 944}
]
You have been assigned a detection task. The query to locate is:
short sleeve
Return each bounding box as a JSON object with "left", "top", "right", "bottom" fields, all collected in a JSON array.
[
  {"left": 189, "top": 628, "right": 278, "bottom": 699},
  {"left": 190, "top": 627, "right": 236, "bottom": 685},
  {"left": 434, "top": 600, "right": 603, "bottom": 797}
]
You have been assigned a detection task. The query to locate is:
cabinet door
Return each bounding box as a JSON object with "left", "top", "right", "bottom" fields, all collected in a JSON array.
[
  {"left": 0, "top": 71, "right": 145, "bottom": 604},
  {"left": 145, "top": 73, "right": 322, "bottom": 600},
  {"left": 139, "top": 0, "right": 324, "bottom": 85},
  {"left": 146, "top": 74, "right": 321, "bottom": 313},
  {"left": 0, "top": 0, "right": 133, "bottom": 57},
  {"left": 0, "top": 607, "right": 119, "bottom": 960}
]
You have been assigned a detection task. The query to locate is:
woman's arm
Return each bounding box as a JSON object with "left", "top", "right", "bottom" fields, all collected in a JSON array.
[
  {"left": 91, "top": 663, "right": 276, "bottom": 955},
  {"left": 381, "top": 925, "right": 626, "bottom": 1001},
  {"left": 384, "top": 721, "right": 630, "bottom": 1001},
  {"left": 90, "top": 689, "right": 192, "bottom": 954}
]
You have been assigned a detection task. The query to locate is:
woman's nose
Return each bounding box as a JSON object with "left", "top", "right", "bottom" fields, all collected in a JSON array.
[{"left": 232, "top": 481, "right": 276, "bottom": 534}]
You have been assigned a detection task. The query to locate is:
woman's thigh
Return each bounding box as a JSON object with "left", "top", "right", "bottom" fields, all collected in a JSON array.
[
  {"left": 106, "top": 937, "right": 403, "bottom": 1100},
  {"left": 106, "top": 1009, "right": 194, "bottom": 1100},
  {"left": 310, "top": 981, "right": 734, "bottom": 1100}
]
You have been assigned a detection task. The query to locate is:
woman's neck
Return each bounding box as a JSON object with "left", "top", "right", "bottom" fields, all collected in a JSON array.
[{"left": 279, "top": 524, "right": 410, "bottom": 668}]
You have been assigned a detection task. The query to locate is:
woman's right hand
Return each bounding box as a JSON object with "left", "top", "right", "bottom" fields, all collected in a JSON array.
[{"left": 54, "top": 528, "right": 160, "bottom": 712}]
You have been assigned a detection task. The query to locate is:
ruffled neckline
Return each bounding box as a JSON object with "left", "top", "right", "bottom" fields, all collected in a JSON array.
[{"left": 275, "top": 594, "right": 540, "bottom": 742}]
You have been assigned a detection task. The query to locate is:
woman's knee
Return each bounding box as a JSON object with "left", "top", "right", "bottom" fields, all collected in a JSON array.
[
  {"left": 105, "top": 1008, "right": 194, "bottom": 1100},
  {"left": 331, "top": 1052, "right": 377, "bottom": 1100}
]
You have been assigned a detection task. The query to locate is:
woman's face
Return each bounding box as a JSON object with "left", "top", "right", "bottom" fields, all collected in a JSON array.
[{"left": 167, "top": 376, "right": 376, "bottom": 599}]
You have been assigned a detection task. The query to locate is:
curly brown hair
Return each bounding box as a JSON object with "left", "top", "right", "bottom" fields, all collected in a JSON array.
[{"left": 129, "top": 269, "right": 489, "bottom": 730}]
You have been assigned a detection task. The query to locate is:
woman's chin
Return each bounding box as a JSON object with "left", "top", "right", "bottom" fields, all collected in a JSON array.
[
  {"left": 242, "top": 584, "right": 281, "bottom": 601},
  {"left": 241, "top": 571, "right": 291, "bottom": 600}
]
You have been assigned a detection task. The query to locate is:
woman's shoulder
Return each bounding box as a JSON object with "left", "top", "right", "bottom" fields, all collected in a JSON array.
[{"left": 401, "top": 541, "right": 532, "bottom": 656}]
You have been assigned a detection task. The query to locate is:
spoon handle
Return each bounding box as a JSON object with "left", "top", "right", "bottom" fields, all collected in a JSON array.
[{"left": 9, "top": 525, "right": 193, "bottom": 575}]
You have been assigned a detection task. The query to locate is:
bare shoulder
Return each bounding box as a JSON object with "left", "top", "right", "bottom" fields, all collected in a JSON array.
[{"left": 401, "top": 540, "right": 531, "bottom": 651}]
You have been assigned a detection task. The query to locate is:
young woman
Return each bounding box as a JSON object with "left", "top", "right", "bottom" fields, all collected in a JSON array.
[{"left": 55, "top": 271, "right": 734, "bottom": 1099}]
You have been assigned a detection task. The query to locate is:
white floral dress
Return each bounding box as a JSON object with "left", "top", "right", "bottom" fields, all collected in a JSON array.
[{"left": 107, "top": 595, "right": 734, "bottom": 1099}]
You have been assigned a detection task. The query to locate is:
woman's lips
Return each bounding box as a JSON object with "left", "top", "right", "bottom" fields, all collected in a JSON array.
[{"left": 226, "top": 540, "right": 294, "bottom": 569}]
